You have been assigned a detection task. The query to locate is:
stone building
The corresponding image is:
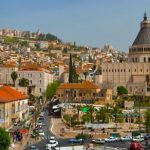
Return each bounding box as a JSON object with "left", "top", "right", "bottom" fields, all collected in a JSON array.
[{"left": 94, "top": 13, "right": 150, "bottom": 96}]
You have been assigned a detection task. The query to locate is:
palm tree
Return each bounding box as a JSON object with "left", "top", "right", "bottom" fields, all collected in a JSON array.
[
  {"left": 11, "top": 71, "right": 18, "bottom": 86},
  {"left": 95, "top": 107, "right": 110, "bottom": 123},
  {"left": 19, "top": 78, "right": 29, "bottom": 87},
  {"left": 87, "top": 105, "right": 95, "bottom": 123},
  {"left": 76, "top": 105, "right": 82, "bottom": 121},
  {"left": 111, "top": 106, "right": 123, "bottom": 131}
]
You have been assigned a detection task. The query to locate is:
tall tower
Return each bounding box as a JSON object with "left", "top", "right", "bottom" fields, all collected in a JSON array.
[{"left": 129, "top": 12, "right": 150, "bottom": 62}]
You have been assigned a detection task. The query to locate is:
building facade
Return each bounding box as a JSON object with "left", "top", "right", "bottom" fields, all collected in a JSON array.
[
  {"left": 94, "top": 14, "right": 150, "bottom": 96},
  {"left": 56, "top": 81, "right": 100, "bottom": 102},
  {"left": 0, "top": 86, "right": 28, "bottom": 128},
  {"left": 16, "top": 66, "right": 54, "bottom": 96}
]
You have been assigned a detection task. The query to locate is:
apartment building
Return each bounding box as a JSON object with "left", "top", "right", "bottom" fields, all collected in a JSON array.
[
  {"left": 16, "top": 64, "right": 54, "bottom": 96},
  {"left": 0, "top": 86, "right": 28, "bottom": 128}
]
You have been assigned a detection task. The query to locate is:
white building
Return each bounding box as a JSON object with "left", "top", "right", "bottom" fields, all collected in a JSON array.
[{"left": 16, "top": 66, "right": 54, "bottom": 96}]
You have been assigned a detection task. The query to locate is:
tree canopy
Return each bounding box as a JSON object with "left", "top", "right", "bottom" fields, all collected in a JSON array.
[
  {"left": 45, "top": 80, "right": 60, "bottom": 100},
  {"left": 0, "top": 128, "right": 10, "bottom": 150},
  {"left": 18, "top": 78, "right": 29, "bottom": 87},
  {"left": 37, "top": 33, "right": 60, "bottom": 41},
  {"left": 117, "top": 86, "right": 128, "bottom": 95},
  {"left": 144, "top": 109, "right": 150, "bottom": 132},
  {"left": 68, "top": 54, "right": 78, "bottom": 83},
  {"left": 11, "top": 71, "right": 18, "bottom": 86}
]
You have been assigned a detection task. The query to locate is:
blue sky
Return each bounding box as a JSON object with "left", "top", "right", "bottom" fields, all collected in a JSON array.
[{"left": 0, "top": 0, "right": 150, "bottom": 51}]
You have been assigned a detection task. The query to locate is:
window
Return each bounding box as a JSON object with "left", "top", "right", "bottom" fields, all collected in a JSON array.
[
  {"left": 144, "top": 57, "right": 146, "bottom": 62},
  {"left": 112, "top": 69, "right": 113, "bottom": 72},
  {"left": 30, "top": 74, "right": 32, "bottom": 77},
  {"left": 39, "top": 80, "right": 41, "bottom": 84},
  {"left": 148, "top": 57, "right": 150, "bottom": 62},
  {"left": 79, "top": 93, "right": 82, "bottom": 96},
  {"left": 40, "top": 73, "right": 42, "bottom": 77},
  {"left": 141, "top": 69, "right": 142, "bottom": 72},
  {"left": 30, "top": 80, "right": 32, "bottom": 84},
  {"left": 124, "top": 69, "right": 125, "bottom": 72},
  {"left": 129, "top": 69, "right": 130, "bottom": 72},
  {"left": 135, "top": 69, "right": 136, "bottom": 72},
  {"left": 40, "top": 88, "right": 42, "bottom": 93},
  {"left": 135, "top": 58, "right": 138, "bottom": 62}
]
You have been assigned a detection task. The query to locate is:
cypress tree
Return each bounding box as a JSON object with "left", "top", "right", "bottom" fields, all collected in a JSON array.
[
  {"left": 69, "top": 54, "right": 73, "bottom": 83},
  {"left": 68, "top": 54, "right": 78, "bottom": 83}
]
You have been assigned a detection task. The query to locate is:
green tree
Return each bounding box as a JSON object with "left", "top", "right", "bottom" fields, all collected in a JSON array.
[
  {"left": 117, "top": 86, "right": 128, "bottom": 95},
  {"left": 0, "top": 127, "right": 11, "bottom": 150},
  {"left": 46, "top": 81, "right": 60, "bottom": 100},
  {"left": 87, "top": 105, "right": 95, "bottom": 123},
  {"left": 11, "top": 71, "right": 18, "bottom": 86},
  {"left": 68, "top": 54, "right": 78, "bottom": 83},
  {"left": 96, "top": 107, "right": 109, "bottom": 123},
  {"left": 18, "top": 78, "right": 29, "bottom": 87},
  {"left": 111, "top": 106, "right": 123, "bottom": 123},
  {"left": 81, "top": 114, "right": 91, "bottom": 123},
  {"left": 144, "top": 109, "right": 150, "bottom": 132}
]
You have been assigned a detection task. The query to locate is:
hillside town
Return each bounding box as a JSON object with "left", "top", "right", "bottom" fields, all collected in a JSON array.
[{"left": 0, "top": 13, "right": 150, "bottom": 150}]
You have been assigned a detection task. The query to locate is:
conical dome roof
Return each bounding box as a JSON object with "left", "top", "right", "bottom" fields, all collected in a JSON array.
[{"left": 132, "top": 13, "right": 150, "bottom": 46}]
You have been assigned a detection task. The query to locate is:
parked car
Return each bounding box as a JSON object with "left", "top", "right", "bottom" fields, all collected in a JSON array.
[
  {"left": 40, "top": 111, "right": 44, "bottom": 117},
  {"left": 105, "top": 137, "right": 118, "bottom": 142},
  {"left": 144, "top": 133, "right": 150, "bottom": 140},
  {"left": 38, "top": 129, "right": 45, "bottom": 136},
  {"left": 92, "top": 138, "right": 105, "bottom": 144},
  {"left": 36, "top": 121, "right": 45, "bottom": 126},
  {"left": 120, "top": 136, "right": 132, "bottom": 141},
  {"left": 38, "top": 116, "right": 44, "bottom": 121},
  {"left": 29, "top": 145, "right": 38, "bottom": 150},
  {"left": 133, "top": 136, "right": 144, "bottom": 142},
  {"left": 68, "top": 138, "right": 84, "bottom": 144}
]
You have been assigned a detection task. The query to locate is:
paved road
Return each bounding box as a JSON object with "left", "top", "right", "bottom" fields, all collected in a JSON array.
[{"left": 26, "top": 109, "right": 150, "bottom": 150}]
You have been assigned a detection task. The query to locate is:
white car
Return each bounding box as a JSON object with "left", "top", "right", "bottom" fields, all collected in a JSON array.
[
  {"left": 40, "top": 112, "right": 44, "bottom": 117},
  {"left": 92, "top": 138, "right": 105, "bottom": 144},
  {"left": 105, "top": 137, "right": 118, "bottom": 142},
  {"left": 120, "top": 136, "right": 132, "bottom": 141},
  {"left": 46, "top": 137, "right": 58, "bottom": 149},
  {"left": 38, "top": 129, "right": 45, "bottom": 136},
  {"left": 133, "top": 136, "right": 144, "bottom": 142}
]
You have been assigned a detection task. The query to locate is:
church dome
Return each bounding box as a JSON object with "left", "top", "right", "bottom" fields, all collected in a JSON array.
[{"left": 132, "top": 13, "right": 150, "bottom": 46}]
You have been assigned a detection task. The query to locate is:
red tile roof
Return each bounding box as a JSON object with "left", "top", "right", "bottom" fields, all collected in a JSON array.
[
  {"left": 58, "top": 81, "right": 99, "bottom": 89},
  {"left": 0, "top": 86, "right": 28, "bottom": 103}
]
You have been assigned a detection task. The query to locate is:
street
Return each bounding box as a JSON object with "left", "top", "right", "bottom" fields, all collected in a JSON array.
[{"left": 26, "top": 108, "right": 150, "bottom": 150}]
